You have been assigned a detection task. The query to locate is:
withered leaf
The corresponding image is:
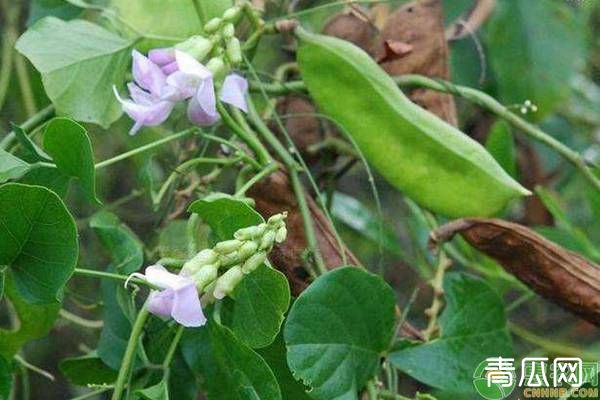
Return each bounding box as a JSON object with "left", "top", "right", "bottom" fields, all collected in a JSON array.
[
  {"left": 322, "top": 6, "right": 376, "bottom": 53},
  {"left": 375, "top": 0, "right": 458, "bottom": 126},
  {"left": 376, "top": 40, "right": 414, "bottom": 63},
  {"left": 430, "top": 218, "right": 600, "bottom": 326}
]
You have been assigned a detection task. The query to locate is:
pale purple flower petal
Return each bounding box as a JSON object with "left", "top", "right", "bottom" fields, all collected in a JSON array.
[
  {"left": 143, "top": 264, "right": 206, "bottom": 327},
  {"left": 114, "top": 88, "right": 174, "bottom": 135},
  {"left": 148, "top": 289, "right": 175, "bottom": 317},
  {"left": 187, "top": 78, "right": 219, "bottom": 126},
  {"left": 171, "top": 283, "right": 206, "bottom": 327},
  {"left": 220, "top": 74, "right": 249, "bottom": 112},
  {"left": 161, "top": 61, "right": 179, "bottom": 75},
  {"left": 174, "top": 50, "right": 211, "bottom": 78},
  {"left": 132, "top": 50, "right": 166, "bottom": 97},
  {"left": 148, "top": 48, "right": 175, "bottom": 66},
  {"left": 127, "top": 83, "right": 154, "bottom": 105},
  {"left": 164, "top": 71, "right": 198, "bottom": 101}
]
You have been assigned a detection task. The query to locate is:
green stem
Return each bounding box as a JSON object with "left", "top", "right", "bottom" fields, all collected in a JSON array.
[
  {"left": 155, "top": 156, "right": 240, "bottom": 206},
  {"left": 69, "top": 387, "right": 112, "bottom": 400},
  {"left": 73, "top": 268, "right": 157, "bottom": 290},
  {"left": 0, "top": 105, "right": 55, "bottom": 149},
  {"left": 510, "top": 323, "right": 600, "bottom": 359},
  {"left": 94, "top": 128, "right": 197, "bottom": 169},
  {"left": 111, "top": 302, "right": 150, "bottom": 400},
  {"left": 202, "top": 133, "right": 262, "bottom": 169},
  {"left": 246, "top": 97, "right": 327, "bottom": 275},
  {"left": 217, "top": 102, "right": 271, "bottom": 165},
  {"left": 0, "top": 12, "right": 15, "bottom": 112},
  {"left": 162, "top": 326, "right": 184, "bottom": 369},
  {"left": 234, "top": 163, "right": 278, "bottom": 197},
  {"left": 366, "top": 381, "right": 377, "bottom": 400},
  {"left": 59, "top": 309, "right": 103, "bottom": 329}
]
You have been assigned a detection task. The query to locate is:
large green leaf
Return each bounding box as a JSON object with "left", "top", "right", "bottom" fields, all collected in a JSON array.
[
  {"left": 284, "top": 267, "right": 396, "bottom": 400},
  {"left": 222, "top": 265, "right": 290, "bottom": 349},
  {"left": 0, "top": 150, "right": 30, "bottom": 184},
  {"left": 0, "top": 183, "right": 78, "bottom": 303},
  {"left": 390, "top": 273, "right": 513, "bottom": 394},
  {"left": 109, "top": 0, "right": 230, "bottom": 50},
  {"left": 16, "top": 17, "right": 133, "bottom": 127},
  {"left": 181, "top": 320, "right": 282, "bottom": 400},
  {"left": 486, "top": 0, "right": 584, "bottom": 119},
  {"left": 19, "top": 167, "right": 70, "bottom": 198},
  {"left": 0, "top": 278, "right": 60, "bottom": 359},
  {"left": 43, "top": 118, "right": 99, "bottom": 204},
  {"left": 258, "top": 332, "right": 312, "bottom": 400},
  {"left": 28, "top": 0, "right": 80, "bottom": 25},
  {"left": 90, "top": 211, "right": 144, "bottom": 273},
  {"left": 59, "top": 352, "right": 117, "bottom": 386},
  {"left": 0, "top": 355, "right": 10, "bottom": 400},
  {"left": 188, "top": 193, "right": 263, "bottom": 240}
]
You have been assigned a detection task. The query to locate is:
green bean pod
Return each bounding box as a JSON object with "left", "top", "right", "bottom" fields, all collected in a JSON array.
[{"left": 295, "top": 29, "right": 530, "bottom": 218}]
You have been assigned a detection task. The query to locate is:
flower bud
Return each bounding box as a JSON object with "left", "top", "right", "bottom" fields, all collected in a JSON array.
[
  {"left": 204, "top": 17, "right": 222, "bottom": 33},
  {"left": 219, "top": 250, "right": 242, "bottom": 267},
  {"left": 213, "top": 265, "right": 244, "bottom": 299},
  {"left": 176, "top": 36, "right": 213, "bottom": 61},
  {"left": 223, "top": 6, "right": 242, "bottom": 22},
  {"left": 214, "top": 239, "right": 242, "bottom": 254},
  {"left": 234, "top": 225, "right": 261, "bottom": 240},
  {"left": 260, "top": 230, "right": 276, "bottom": 250},
  {"left": 268, "top": 213, "right": 286, "bottom": 225},
  {"left": 226, "top": 37, "right": 242, "bottom": 65},
  {"left": 238, "top": 240, "right": 259, "bottom": 259},
  {"left": 275, "top": 226, "right": 287, "bottom": 243},
  {"left": 222, "top": 23, "right": 235, "bottom": 39},
  {"left": 192, "top": 263, "right": 219, "bottom": 290},
  {"left": 206, "top": 57, "right": 226, "bottom": 79},
  {"left": 242, "top": 252, "right": 266, "bottom": 274}
]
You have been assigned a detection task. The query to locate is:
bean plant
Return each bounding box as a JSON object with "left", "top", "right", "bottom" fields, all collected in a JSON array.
[{"left": 0, "top": 0, "right": 598, "bottom": 400}]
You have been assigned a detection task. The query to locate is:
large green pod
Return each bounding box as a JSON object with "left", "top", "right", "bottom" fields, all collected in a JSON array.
[{"left": 296, "top": 29, "right": 530, "bottom": 218}]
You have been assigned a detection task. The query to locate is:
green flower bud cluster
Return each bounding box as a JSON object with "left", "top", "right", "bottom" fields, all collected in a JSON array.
[{"left": 181, "top": 212, "right": 288, "bottom": 300}]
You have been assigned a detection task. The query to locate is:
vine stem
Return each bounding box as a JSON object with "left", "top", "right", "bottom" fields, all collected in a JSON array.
[
  {"left": 0, "top": 104, "right": 55, "bottom": 149},
  {"left": 111, "top": 301, "right": 150, "bottom": 400},
  {"left": 94, "top": 128, "right": 198, "bottom": 169},
  {"left": 234, "top": 163, "right": 278, "bottom": 197},
  {"left": 73, "top": 268, "right": 157, "bottom": 290},
  {"left": 421, "top": 252, "right": 451, "bottom": 341},
  {"left": 251, "top": 75, "right": 600, "bottom": 191},
  {"left": 163, "top": 326, "right": 185, "bottom": 370},
  {"left": 246, "top": 97, "right": 327, "bottom": 275}
]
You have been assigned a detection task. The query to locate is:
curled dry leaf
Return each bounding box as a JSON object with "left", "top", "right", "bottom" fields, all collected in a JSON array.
[
  {"left": 376, "top": 40, "right": 414, "bottom": 63},
  {"left": 248, "top": 170, "right": 422, "bottom": 339},
  {"left": 375, "top": 0, "right": 458, "bottom": 126},
  {"left": 430, "top": 218, "right": 600, "bottom": 326},
  {"left": 322, "top": 6, "right": 376, "bottom": 53}
]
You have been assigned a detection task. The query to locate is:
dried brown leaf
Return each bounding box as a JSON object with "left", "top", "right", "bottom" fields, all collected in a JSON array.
[
  {"left": 322, "top": 7, "right": 376, "bottom": 52},
  {"left": 430, "top": 218, "right": 600, "bottom": 325},
  {"left": 375, "top": 0, "right": 458, "bottom": 125}
]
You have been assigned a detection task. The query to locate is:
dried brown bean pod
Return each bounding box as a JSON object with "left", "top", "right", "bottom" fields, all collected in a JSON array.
[{"left": 430, "top": 218, "right": 600, "bottom": 325}]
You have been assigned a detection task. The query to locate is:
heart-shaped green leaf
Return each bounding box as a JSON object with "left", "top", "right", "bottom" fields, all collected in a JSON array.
[
  {"left": 0, "top": 183, "right": 78, "bottom": 303},
  {"left": 43, "top": 117, "right": 99, "bottom": 204},
  {"left": 284, "top": 267, "right": 396, "bottom": 400},
  {"left": 0, "top": 355, "right": 10, "bottom": 400},
  {"left": 390, "top": 273, "right": 513, "bottom": 394},
  {"left": 181, "top": 320, "right": 282, "bottom": 400},
  {"left": 0, "top": 149, "right": 30, "bottom": 184},
  {"left": 59, "top": 352, "right": 117, "bottom": 386},
  {"left": 188, "top": 193, "right": 263, "bottom": 240},
  {"left": 222, "top": 265, "right": 291, "bottom": 349},
  {"left": 90, "top": 211, "right": 143, "bottom": 274},
  {"left": 16, "top": 17, "right": 133, "bottom": 127},
  {"left": 0, "top": 278, "right": 60, "bottom": 359}
]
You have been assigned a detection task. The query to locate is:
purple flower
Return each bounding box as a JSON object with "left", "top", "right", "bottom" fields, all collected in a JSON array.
[
  {"left": 144, "top": 264, "right": 206, "bottom": 327},
  {"left": 116, "top": 48, "right": 250, "bottom": 133},
  {"left": 114, "top": 50, "right": 174, "bottom": 135}
]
